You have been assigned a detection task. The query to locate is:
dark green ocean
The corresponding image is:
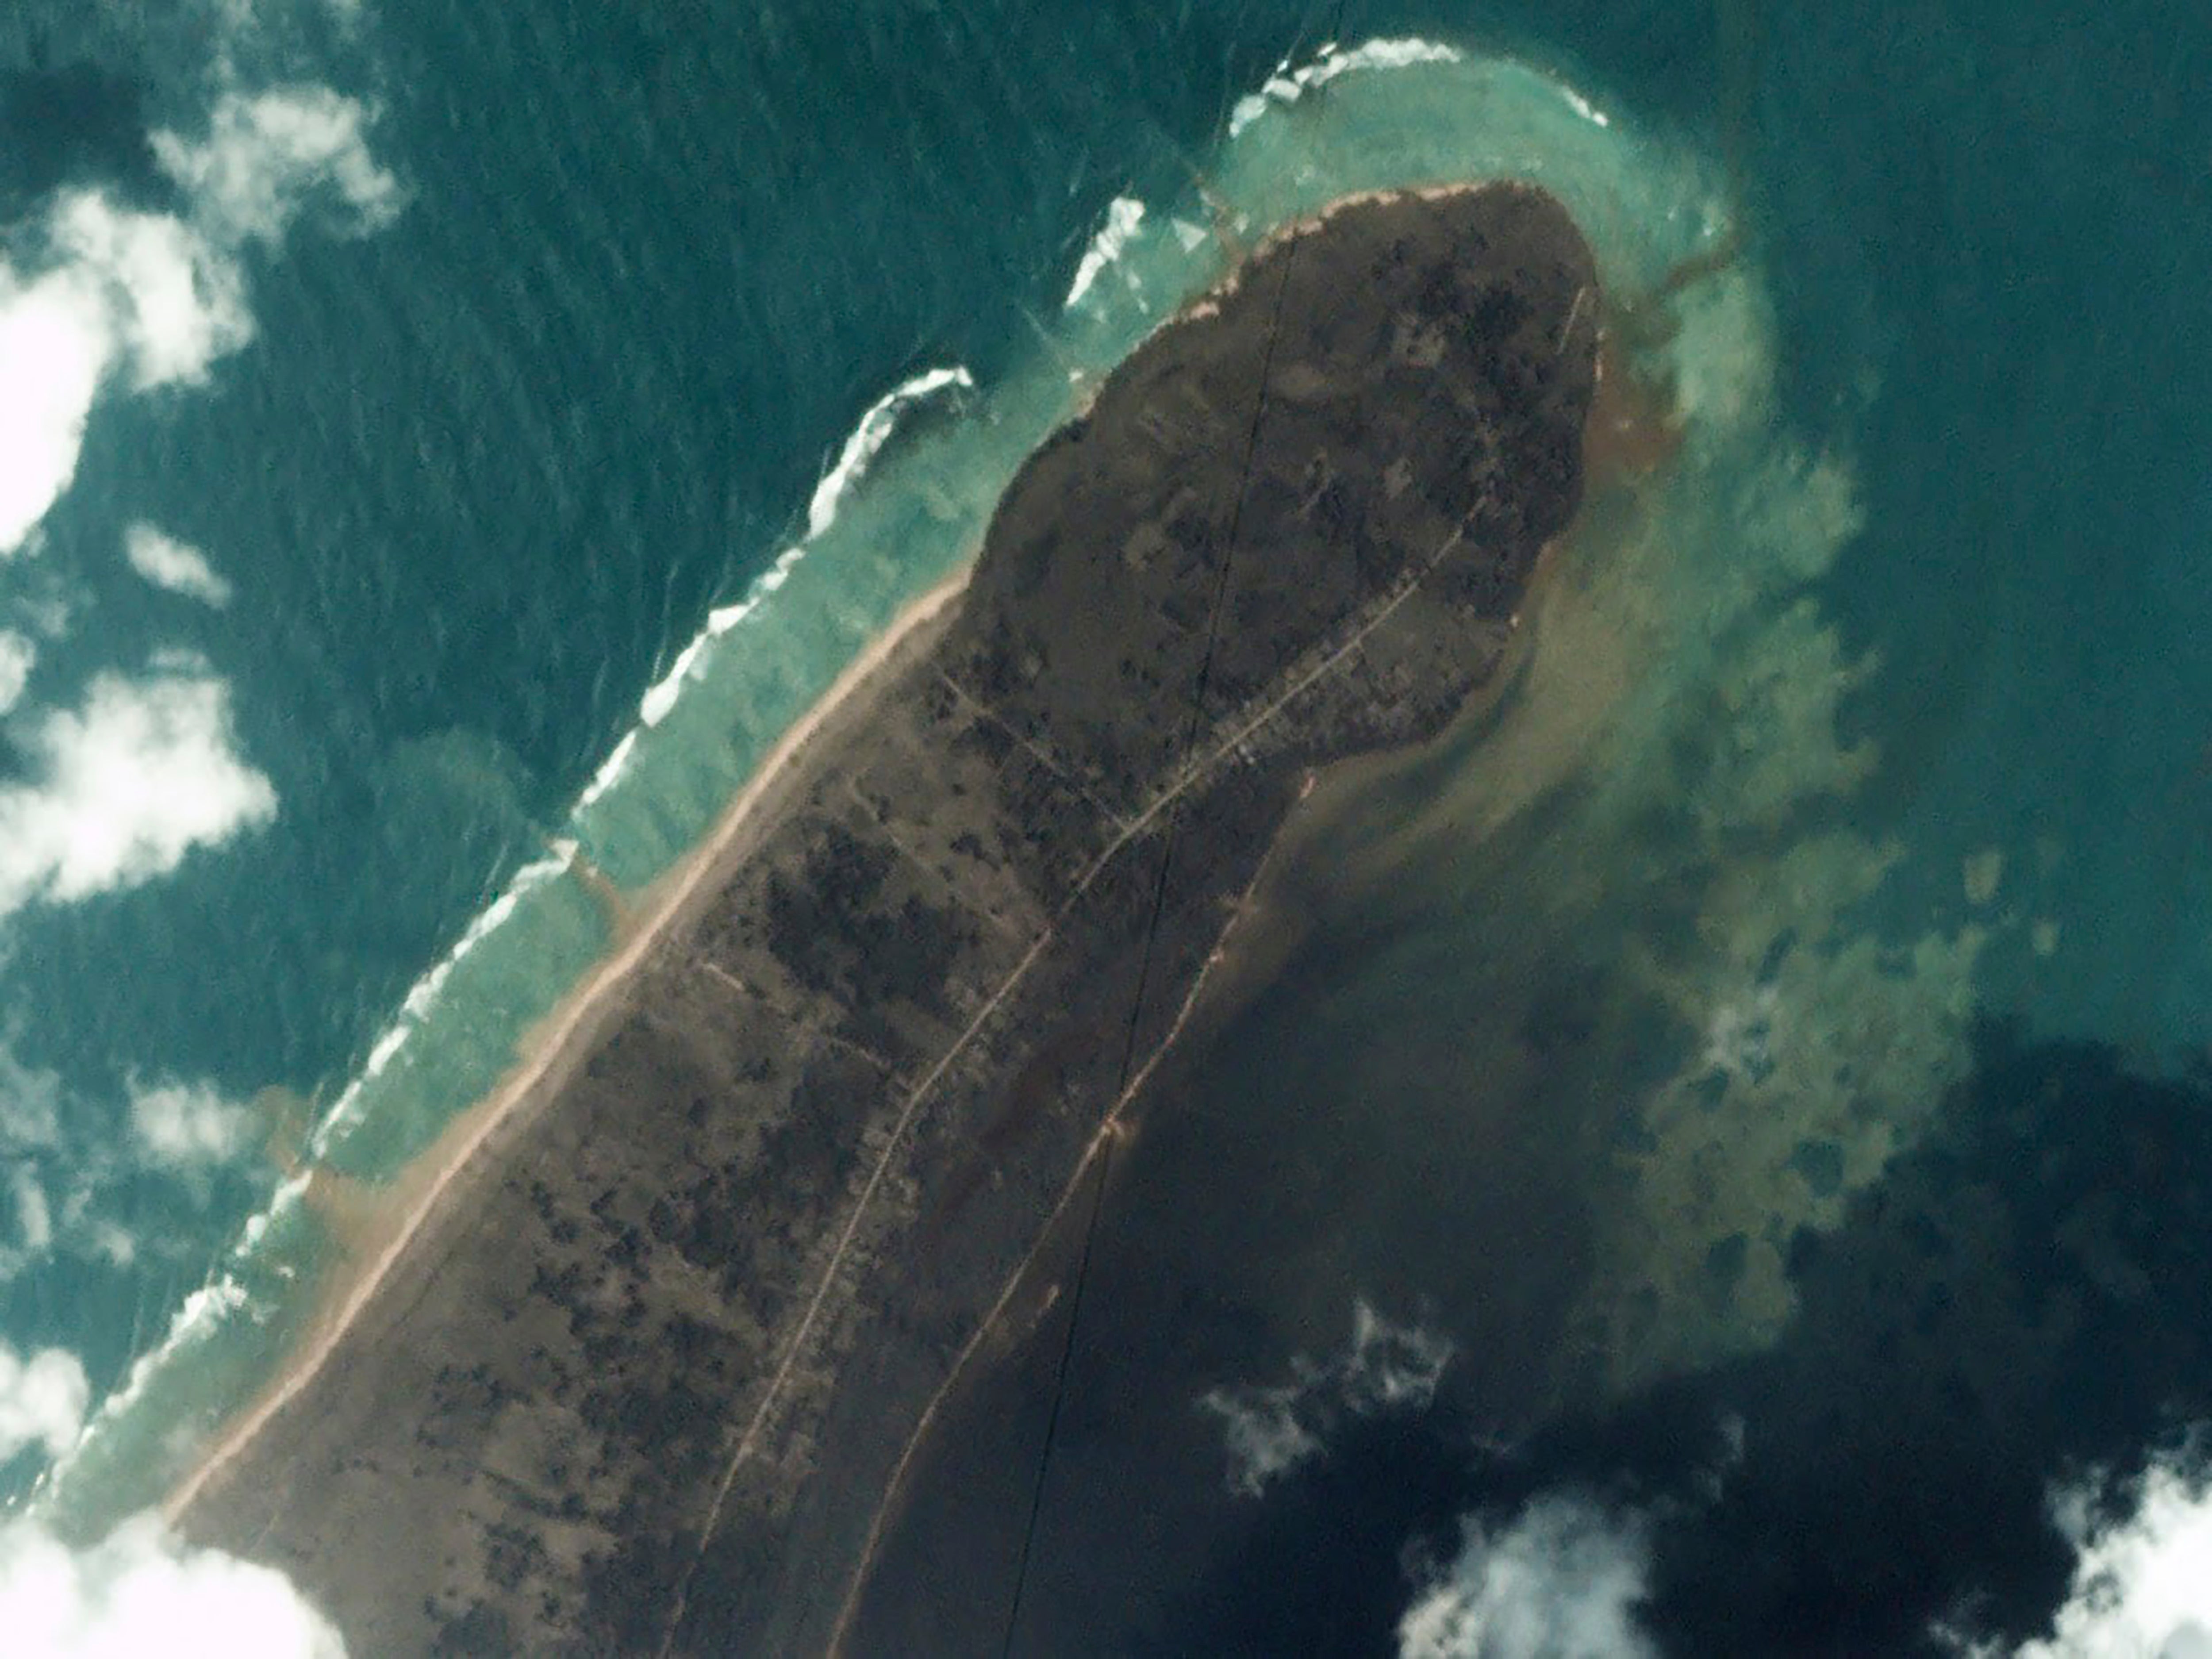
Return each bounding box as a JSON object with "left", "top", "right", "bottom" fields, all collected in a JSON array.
[{"left": 0, "top": 0, "right": 2207, "bottom": 1651}]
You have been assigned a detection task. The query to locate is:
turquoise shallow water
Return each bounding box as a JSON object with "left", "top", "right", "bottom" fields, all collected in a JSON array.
[
  {"left": 4, "top": 0, "right": 1735, "bottom": 1529},
  {"left": 0, "top": 0, "right": 2209, "bottom": 1647}
]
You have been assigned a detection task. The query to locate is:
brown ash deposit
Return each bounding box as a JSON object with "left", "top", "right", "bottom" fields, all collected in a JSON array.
[{"left": 179, "top": 180, "right": 1600, "bottom": 1656}]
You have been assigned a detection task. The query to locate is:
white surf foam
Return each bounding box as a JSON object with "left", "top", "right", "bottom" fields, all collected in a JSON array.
[
  {"left": 69, "top": 23, "right": 1743, "bottom": 1550},
  {"left": 44, "top": 1275, "right": 251, "bottom": 1491},
  {"left": 1559, "top": 86, "right": 1613, "bottom": 129},
  {"left": 300, "top": 360, "right": 978, "bottom": 1185},
  {"left": 304, "top": 361, "right": 979, "bottom": 1163},
  {"left": 1228, "top": 38, "right": 1466, "bottom": 139},
  {"left": 1065, "top": 196, "right": 1148, "bottom": 309},
  {"left": 572, "top": 730, "right": 638, "bottom": 814},
  {"left": 577, "top": 365, "right": 972, "bottom": 806},
  {"left": 803, "top": 365, "right": 973, "bottom": 541},
  {"left": 310, "top": 839, "right": 579, "bottom": 1151}
]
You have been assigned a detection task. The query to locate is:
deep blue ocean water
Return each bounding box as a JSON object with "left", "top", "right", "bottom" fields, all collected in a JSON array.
[{"left": 1, "top": 0, "right": 2209, "bottom": 1649}]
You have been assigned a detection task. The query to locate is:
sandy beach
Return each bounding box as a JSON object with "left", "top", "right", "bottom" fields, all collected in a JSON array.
[
  {"left": 166, "top": 182, "right": 1602, "bottom": 1652},
  {"left": 166, "top": 566, "right": 975, "bottom": 1524},
  {"left": 167, "top": 183, "right": 1555, "bottom": 1531}
]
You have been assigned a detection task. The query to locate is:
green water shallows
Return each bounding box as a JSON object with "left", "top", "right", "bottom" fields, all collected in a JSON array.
[
  {"left": 32, "top": 37, "right": 1743, "bottom": 1533},
  {"left": 320, "top": 41, "right": 1732, "bottom": 1190},
  {"left": 38, "top": 1181, "right": 338, "bottom": 1536}
]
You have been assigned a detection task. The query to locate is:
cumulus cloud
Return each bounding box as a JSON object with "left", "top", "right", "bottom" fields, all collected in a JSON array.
[
  {"left": 0, "top": 257, "right": 111, "bottom": 560},
  {"left": 0, "top": 1342, "right": 89, "bottom": 1464},
  {"left": 1398, "top": 1493, "right": 1658, "bottom": 1659},
  {"left": 1204, "top": 1381, "right": 1321, "bottom": 1497},
  {"left": 0, "top": 1049, "right": 65, "bottom": 1154},
  {"left": 1998, "top": 1455, "right": 2212, "bottom": 1658},
  {"left": 0, "top": 1514, "right": 345, "bottom": 1658},
  {"left": 0, "top": 199, "right": 243, "bottom": 561},
  {"left": 0, "top": 84, "right": 398, "bottom": 560},
  {"left": 153, "top": 88, "right": 402, "bottom": 245},
  {"left": 1338, "top": 1302, "right": 1458, "bottom": 1413},
  {"left": 47, "top": 192, "right": 255, "bottom": 391},
  {"left": 131, "top": 1081, "right": 253, "bottom": 1164},
  {"left": 12, "top": 1166, "right": 53, "bottom": 1253},
  {"left": 0, "top": 661, "right": 276, "bottom": 917},
  {"left": 124, "top": 525, "right": 234, "bottom": 607},
  {"left": 0, "top": 633, "right": 33, "bottom": 713},
  {"left": 215, "top": 0, "right": 369, "bottom": 36},
  {"left": 1200, "top": 1300, "right": 1453, "bottom": 1496}
]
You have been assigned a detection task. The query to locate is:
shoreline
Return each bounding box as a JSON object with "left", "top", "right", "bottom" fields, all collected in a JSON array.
[
  {"left": 161, "top": 185, "right": 1514, "bottom": 1532},
  {"left": 824, "top": 531, "right": 1577, "bottom": 1651},
  {"left": 165, "top": 565, "right": 975, "bottom": 1525},
  {"left": 158, "top": 176, "right": 1606, "bottom": 1649}
]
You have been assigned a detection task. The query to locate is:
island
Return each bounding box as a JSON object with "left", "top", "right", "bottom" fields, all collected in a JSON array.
[{"left": 176, "top": 180, "right": 1601, "bottom": 1655}]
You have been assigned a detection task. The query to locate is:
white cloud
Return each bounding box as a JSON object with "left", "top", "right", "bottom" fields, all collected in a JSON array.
[
  {"left": 1200, "top": 1300, "right": 1454, "bottom": 1496},
  {"left": 0, "top": 1514, "right": 345, "bottom": 1658},
  {"left": 0, "top": 1343, "right": 88, "bottom": 1463},
  {"left": 0, "top": 262, "right": 111, "bottom": 560},
  {"left": 152, "top": 87, "right": 402, "bottom": 246},
  {"left": 48, "top": 194, "right": 255, "bottom": 392},
  {"left": 0, "top": 198, "right": 251, "bottom": 561},
  {"left": 12, "top": 1166, "right": 52, "bottom": 1253},
  {"left": 0, "top": 663, "right": 276, "bottom": 917},
  {"left": 84, "top": 1222, "right": 138, "bottom": 1268},
  {"left": 124, "top": 526, "right": 234, "bottom": 607},
  {"left": 0, "top": 634, "right": 34, "bottom": 713},
  {"left": 131, "top": 1082, "right": 253, "bottom": 1164},
  {"left": 215, "top": 0, "right": 369, "bottom": 30},
  {"left": 1398, "top": 1493, "right": 1659, "bottom": 1659},
  {"left": 1202, "top": 1383, "right": 1320, "bottom": 1498},
  {"left": 2001, "top": 1455, "right": 2212, "bottom": 1658},
  {"left": 0, "top": 1051, "right": 64, "bottom": 1153},
  {"left": 0, "top": 84, "right": 398, "bottom": 561},
  {"left": 1341, "top": 1301, "right": 1456, "bottom": 1413}
]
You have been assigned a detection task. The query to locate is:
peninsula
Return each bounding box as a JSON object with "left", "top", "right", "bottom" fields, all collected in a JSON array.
[{"left": 178, "top": 181, "right": 1601, "bottom": 1654}]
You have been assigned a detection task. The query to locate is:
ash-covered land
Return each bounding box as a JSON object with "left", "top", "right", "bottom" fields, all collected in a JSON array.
[{"left": 181, "top": 181, "right": 1599, "bottom": 1655}]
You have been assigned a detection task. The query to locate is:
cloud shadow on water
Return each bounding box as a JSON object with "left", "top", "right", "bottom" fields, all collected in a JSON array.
[
  {"left": 1165, "top": 1017, "right": 2212, "bottom": 1656},
  {"left": 1156, "top": 1407, "right": 1491, "bottom": 1659},
  {"left": 0, "top": 63, "right": 178, "bottom": 226},
  {"left": 1631, "top": 1018, "right": 2212, "bottom": 1654}
]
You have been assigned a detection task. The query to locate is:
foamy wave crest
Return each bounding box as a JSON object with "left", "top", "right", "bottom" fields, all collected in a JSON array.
[
  {"left": 1065, "top": 196, "right": 1148, "bottom": 309},
  {"left": 42, "top": 1276, "right": 251, "bottom": 1494},
  {"left": 580, "top": 365, "right": 973, "bottom": 803},
  {"left": 1228, "top": 38, "right": 1465, "bottom": 139},
  {"left": 572, "top": 731, "right": 638, "bottom": 815},
  {"left": 310, "top": 840, "right": 579, "bottom": 1151},
  {"left": 231, "top": 1174, "right": 310, "bottom": 1262},
  {"left": 705, "top": 544, "right": 806, "bottom": 634},
  {"left": 1559, "top": 86, "right": 1613, "bottom": 129},
  {"left": 803, "top": 366, "right": 973, "bottom": 541}
]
